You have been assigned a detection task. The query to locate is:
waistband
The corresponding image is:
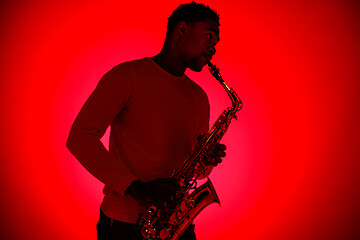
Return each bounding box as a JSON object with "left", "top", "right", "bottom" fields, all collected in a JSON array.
[{"left": 99, "top": 209, "right": 138, "bottom": 229}]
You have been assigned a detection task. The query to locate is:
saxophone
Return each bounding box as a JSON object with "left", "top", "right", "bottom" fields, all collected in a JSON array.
[{"left": 137, "top": 62, "right": 243, "bottom": 240}]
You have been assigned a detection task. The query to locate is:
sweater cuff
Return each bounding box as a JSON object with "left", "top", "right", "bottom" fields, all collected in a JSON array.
[{"left": 113, "top": 170, "right": 138, "bottom": 195}]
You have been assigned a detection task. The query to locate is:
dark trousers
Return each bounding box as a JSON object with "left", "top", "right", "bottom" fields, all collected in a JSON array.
[{"left": 97, "top": 209, "right": 197, "bottom": 240}]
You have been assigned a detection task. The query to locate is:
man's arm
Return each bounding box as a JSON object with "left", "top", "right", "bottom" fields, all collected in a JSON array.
[{"left": 66, "top": 64, "right": 137, "bottom": 195}]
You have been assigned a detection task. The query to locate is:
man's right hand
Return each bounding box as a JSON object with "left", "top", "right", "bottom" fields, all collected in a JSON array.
[{"left": 125, "top": 178, "right": 179, "bottom": 205}]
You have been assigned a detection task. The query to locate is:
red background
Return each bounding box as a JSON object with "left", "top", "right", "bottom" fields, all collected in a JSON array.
[{"left": 1, "top": 0, "right": 359, "bottom": 239}]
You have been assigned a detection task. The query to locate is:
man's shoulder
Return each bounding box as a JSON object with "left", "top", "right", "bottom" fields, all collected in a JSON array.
[
  {"left": 102, "top": 58, "right": 149, "bottom": 80},
  {"left": 112, "top": 58, "right": 149, "bottom": 70}
]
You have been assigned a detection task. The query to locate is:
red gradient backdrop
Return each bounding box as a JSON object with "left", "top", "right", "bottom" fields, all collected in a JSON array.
[{"left": 1, "top": 0, "right": 359, "bottom": 239}]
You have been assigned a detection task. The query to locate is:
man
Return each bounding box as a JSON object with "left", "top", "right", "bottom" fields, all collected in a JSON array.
[{"left": 67, "top": 2, "right": 225, "bottom": 239}]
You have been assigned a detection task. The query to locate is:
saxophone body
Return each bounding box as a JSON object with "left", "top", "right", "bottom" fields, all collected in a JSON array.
[{"left": 137, "top": 62, "right": 243, "bottom": 240}]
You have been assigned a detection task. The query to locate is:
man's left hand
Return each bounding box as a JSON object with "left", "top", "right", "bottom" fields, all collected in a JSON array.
[{"left": 207, "top": 142, "right": 226, "bottom": 166}]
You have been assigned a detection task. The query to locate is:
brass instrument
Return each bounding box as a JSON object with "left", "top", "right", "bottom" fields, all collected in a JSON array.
[{"left": 137, "top": 62, "right": 243, "bottom": 240}]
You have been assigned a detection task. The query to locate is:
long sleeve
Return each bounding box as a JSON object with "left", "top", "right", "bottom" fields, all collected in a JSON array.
[
  {"left": 67, "top": 58, "right": 212, "bottom": 223},
  {"left": 66, "top": 64, "right": 137, "bottom": 195}
]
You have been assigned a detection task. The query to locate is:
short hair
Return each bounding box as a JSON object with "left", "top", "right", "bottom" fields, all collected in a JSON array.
[{"left": 167, "top": 1, "right": 220, "bottom": 35}]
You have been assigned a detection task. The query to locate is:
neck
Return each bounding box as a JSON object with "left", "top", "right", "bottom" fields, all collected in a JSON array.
[{"left": 151, "top": 45, "right": 186, "bottom": 77}]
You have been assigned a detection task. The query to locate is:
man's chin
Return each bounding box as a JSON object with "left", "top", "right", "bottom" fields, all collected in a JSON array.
[{"left": 189, "top": 64, "right": 205, "bottom": 72}]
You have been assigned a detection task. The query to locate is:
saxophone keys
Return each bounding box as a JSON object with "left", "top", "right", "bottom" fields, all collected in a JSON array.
[
  {"left": 142, "top": 227, "right": 157, "bottom": 239},
  {"left": 159, "top": 228, "right": 171, "bottom": 239}
]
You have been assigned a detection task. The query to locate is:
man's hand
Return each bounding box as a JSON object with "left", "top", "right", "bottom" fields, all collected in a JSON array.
[
  {"left": 207, "top": 142, "right": 226, "bottom": 166},
  {"left": 125, "top": 178, "right": 178, "bottom": 205},
  {"left": 198, "top": 135, "right": 227, "bottom": 166}
]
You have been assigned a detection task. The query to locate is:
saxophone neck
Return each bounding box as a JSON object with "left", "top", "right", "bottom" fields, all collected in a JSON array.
[{"left": 208, "top": 62, "right": 243, "bottom": 113}]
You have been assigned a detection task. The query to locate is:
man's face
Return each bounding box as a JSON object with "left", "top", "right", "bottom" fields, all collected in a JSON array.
[{"left": 181, "top": 19, "right": 220, "bottom": 72}]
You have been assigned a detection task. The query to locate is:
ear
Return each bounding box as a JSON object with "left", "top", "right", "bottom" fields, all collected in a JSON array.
[{"left": 177, "top": 21, "right": 189, "bottom": 37}]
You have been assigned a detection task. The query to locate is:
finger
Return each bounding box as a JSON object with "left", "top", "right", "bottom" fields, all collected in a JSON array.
[
  {"left": 159, "top": 178, "right": 178, "bottom": 195},
  {"left": 215, "top": 149, "right": 226, "bottom": 157},
  {"left": 151, "top": 195, "right": 167, "bottom": 206},
  {"left": 150, "top": 188, "right": 172, "bottom": 204},
  {"left": 214, "top": 156, "right": 222, "bottom": 164},
  {"left": 215, "top": 143, "right": 226, "bottom": 151},
  {"left": 210, "top": 159, "right": 218, "bottom": 166},
  {"left": 210, "top": 156, "right": 222, "bottom": 166}
]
